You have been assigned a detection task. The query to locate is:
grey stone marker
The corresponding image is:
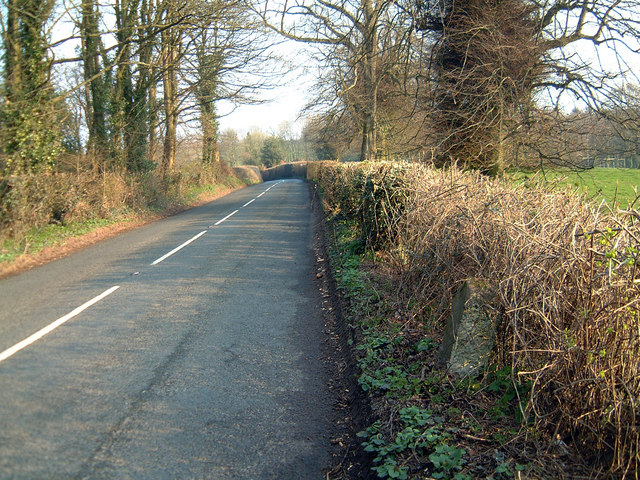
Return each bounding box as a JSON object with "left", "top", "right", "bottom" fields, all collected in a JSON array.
[{"left": 439, "top": 278, "right": 497, "bottom": 377}]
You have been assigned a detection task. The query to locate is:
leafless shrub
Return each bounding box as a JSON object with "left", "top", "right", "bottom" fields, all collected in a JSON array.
[
  {"left": 0, "top": 160, "right": 239, "bottom": 244},
  {"left": 0, "top": 170, "right": 138, "bottom": 238},
  {"left": 397, "top": 166, "right": 640, "bottom": 476},
  {"left": 314, "top": 161, "right": 640, "bottom": 476}
]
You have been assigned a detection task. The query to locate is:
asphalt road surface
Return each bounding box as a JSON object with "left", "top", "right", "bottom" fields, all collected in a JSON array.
[{"left": 0, "top": 180, "right": 334, "bottom": 479}]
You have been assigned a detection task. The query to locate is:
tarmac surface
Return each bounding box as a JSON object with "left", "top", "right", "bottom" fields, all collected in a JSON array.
[{"left": 0, "top": 179, "right": 334, "bottom": 479}]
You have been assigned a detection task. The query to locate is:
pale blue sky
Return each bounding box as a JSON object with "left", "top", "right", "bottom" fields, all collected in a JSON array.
[{"left": 217, "top": 82, "right": 311, "bottom": 137}]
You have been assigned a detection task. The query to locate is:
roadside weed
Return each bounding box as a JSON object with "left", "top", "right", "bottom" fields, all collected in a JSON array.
[
  {"left": 0, "top": 217, "right": 114, "bottom": 264},
  {"left": 486, "top": 366, "right": 532, "bottom": 424},
  {"left": 325, "top": 214, "right": 535, "bottom": 479},
  {"left": 359, "top": 407, "right": 468, "bottom": 479}
]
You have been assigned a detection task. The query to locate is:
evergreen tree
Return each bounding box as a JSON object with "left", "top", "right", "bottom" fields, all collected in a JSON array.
[{"left": 260, "top": 136, "right": 285, "bottom": 168}]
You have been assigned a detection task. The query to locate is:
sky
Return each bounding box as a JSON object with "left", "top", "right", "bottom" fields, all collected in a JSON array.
[
  {"left": 217, "top": 82, "right": 312, "bottom": 138},
  {"left": 216, "top": 40, "right": 317, "bottom": 138}
]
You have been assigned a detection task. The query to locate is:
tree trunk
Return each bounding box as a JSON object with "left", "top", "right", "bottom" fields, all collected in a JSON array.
[
  {"left": 2, "top": 0, "right": 21, "bottom": 159},
  {"left": 113, "top": 0, "right": 135, "bottom": 168},
  {"left": 1, "top": 0, "right": 58, "bottom": 169},
  {"left": 162, "top": 108, "right": 177, "bottom": 176},
  {"left": 194, "top": 27, "right": 222, "bottom": 165},
  {"left": 126, "top": 0, "right": 154, "bottom": 172},
  {"left": 161, "top": 59, "right": 178, "bottom": 176},
  {"left": 202, "top": 108, "right": 220, "bottom": 164},
  {"left": 148, "top": 70, "right": 158, "bottom": 165},
  {"left": 4, "top": 0, "right": 21, "bottom": 103},
  {"left": 81, "top": 0, "right": 107, "bottom": 163},
  {"left": 492, "top": 103, "right": 506, "bottom": 175},
  {"left": 360, "top": 81, "right": 378, "bottom": 162},
  {"left": 359, "top": 0, "right": 378, "bottom": 162},
  {"left": 161, "top": 16, "right": 180, "bottom": 177}
]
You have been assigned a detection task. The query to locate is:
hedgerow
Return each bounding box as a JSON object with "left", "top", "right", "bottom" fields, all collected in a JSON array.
[
  {"left": 313, "top": 161, "right": 640, "bottom": 478},
  {"left": 309, "top": 161, "right": 410, "bottom": 250}
]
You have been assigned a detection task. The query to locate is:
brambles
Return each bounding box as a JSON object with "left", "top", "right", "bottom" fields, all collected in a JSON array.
[
  {"left": 399, "top": 166, "right": 640, "bottom": 475},
  {"left": 315, "top": 161, "right": 640, "bottom": 478},
  {"left": 311, "top": 161, "right": 411, "bottom": 250}
]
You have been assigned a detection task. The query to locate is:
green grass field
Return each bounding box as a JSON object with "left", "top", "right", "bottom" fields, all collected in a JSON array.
[{"left": 512, "top": 168, "right": 640, "bottom": 207}]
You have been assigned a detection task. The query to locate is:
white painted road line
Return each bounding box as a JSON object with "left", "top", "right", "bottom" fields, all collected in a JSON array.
[
  {"left": 266, "top": 181, "right": 283, "bottom": 191},
  {"left": 0, "top": 286, "right": 121, "bottom": 363},
  {"left": 151, "top": 230, "right": 207, "bottom": 265},
  {"left": 214, "top": 210, "right": 239, "bottom": 226},
  {"left": 0, "top": 183, "right": 285, "bottom": 364}
]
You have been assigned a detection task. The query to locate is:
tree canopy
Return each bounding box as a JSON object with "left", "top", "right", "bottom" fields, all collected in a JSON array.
[
  {"left": 0, "top": 0, "right": 283, "bottom": 176},
  {"left": 0, "top": 0, "right": 639, "bottom": 174}
]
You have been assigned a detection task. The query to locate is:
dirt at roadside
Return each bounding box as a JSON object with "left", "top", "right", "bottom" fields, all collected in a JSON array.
[{"left": 309, "top": 182, "right": 373, "bottom": 479}]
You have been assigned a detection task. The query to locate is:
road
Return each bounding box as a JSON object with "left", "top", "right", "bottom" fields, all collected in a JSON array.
[{"left": 0, "top": 180, "right": 334, "bottom": 479}]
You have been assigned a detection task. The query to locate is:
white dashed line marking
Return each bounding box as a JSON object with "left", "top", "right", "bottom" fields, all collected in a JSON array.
[
  {"left": 214, "top": 210, "right": 239, "bottom": 226},
  {"left": 151, "top": 230, "right": 207, "bottom": 265},
  {"left": 0, "top": 286, "right": 121, "bottom": 363}
]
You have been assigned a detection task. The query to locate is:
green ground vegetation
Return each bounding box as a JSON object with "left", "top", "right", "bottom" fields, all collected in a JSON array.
[
  {"left": 327, "top": 218, "right": 536, "bottom": 480},
  {"left": 0, "top": 218, "right": 115, "bottom": 264},
  {"left": 511, "top": 167, "right": 640, "bottom": 207},
  {"left": 0, "top": 165, "right": 252, "bottom": 270}
]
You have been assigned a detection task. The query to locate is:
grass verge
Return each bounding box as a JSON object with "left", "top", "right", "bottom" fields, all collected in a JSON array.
[
  {"left": 0, "top": 162, "right": 255, "bottom": 277},
  {"left": 0, "top": 217, "right": 115, "bottom": 264}
]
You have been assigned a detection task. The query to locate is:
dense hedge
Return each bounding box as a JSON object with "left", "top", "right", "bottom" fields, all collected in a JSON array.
[
  {"left": 0, "top": 161, "right": 243, "bottom": 240},
  {"left": 261, "top": 161, "right": 307, "bottom": 181},
  {"left": 311, "top": 161, "right": 640, "bottom": 477},
  {"left": 308, "top": 161, "right": 411, "bottom": 250}
]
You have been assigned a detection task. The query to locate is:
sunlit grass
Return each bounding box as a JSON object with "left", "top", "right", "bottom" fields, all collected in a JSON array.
[
  {"left": 510, "top": 168, "right": 640, "bottom": 207},
  {"left": 0, "top": 218, "right": 114, "bottom": 265}
]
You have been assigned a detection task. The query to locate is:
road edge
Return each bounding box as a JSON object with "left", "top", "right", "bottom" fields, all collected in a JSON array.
[
  {"left": 309, "top": 182, "right": 373, "bottom": 479},
  {"left": 0, "top": 183, "right": 248, "bottom": 280}
]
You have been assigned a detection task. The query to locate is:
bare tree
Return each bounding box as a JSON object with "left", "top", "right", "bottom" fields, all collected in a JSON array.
[
  {"left": 181, "top": 0, "right": 279, "bottom": 165},
  {"left": 256, "top": 0, "right": 413, "bottom": 162},
  {"left": 80, "top": 0, "right": 108, "bottom": 163},
  {"left": 159, "top": 0, "right": 183, "bottom": 176},
  {"left": 0, "top": 0, "right": 285, "bottom": 178},
  {"left": 415, "top": 0, "right": 640, "bottom": 172},
  {"left": 415, "top": 0, "right": 541, "bottom": 172},
  {"left": 219, "top": 128, "right": 240, "bottom": 165}
]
